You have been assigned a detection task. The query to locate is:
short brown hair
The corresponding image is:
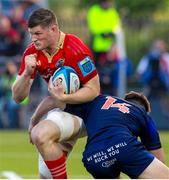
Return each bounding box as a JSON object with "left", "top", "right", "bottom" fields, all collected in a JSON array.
[
  {"left": 124, "top": 91, "right": 151, "bottom": 112},
  {"left": 28, "top": 8, "right": 58, "bottom": 28}
]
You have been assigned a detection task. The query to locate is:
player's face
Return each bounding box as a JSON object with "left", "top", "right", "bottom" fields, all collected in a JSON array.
[{"left": 28, "top": 25, "right": 54, "bottom": 50}]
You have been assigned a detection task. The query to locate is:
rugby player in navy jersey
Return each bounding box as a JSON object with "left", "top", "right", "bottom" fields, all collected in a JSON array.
[
  {"left": 33, "top": 80, "right": 169, "bottom": 179},
  {"left": 70, "top": 91, "right": 169, "bottom": 179}
]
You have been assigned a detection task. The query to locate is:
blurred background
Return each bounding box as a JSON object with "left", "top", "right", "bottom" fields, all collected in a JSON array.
[{"left": 0, "top": 0, "right": 169, "bottom": 179}]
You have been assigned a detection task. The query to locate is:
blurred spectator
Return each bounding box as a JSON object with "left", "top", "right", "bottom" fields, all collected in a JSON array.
[
  {"left": 19, "top": 0, "right": 42, "bottom": 21},
  {"left": 87, "top": 0, "right": 122, "bottom": 94},
  {"left": 0, "top": 15, "right": 21, "bottom": 56},
  {"left": 0, "top": 0, "right": 16, "bottom": 17},
  {"left": 136, "top": 39, "right": 169, "bottom": 128},
  {"left": 104, "top": 44, "right": 132, "bottom": 95},
  {"left": 18, "top": 0, "right": 43, "bottom": 48},
  {"left": 87, "top": 0, "right": 121, "bottom": 63},
  {"left": 0, "top": 0, "right": 47, "bottom": 129},
  {"left": 136, "top": 39, "right": 169, "bottom": 97},
  {"left": 10, "top": 5, "right": 27, "bottom": 53},
  {"left": 0, "top": 61, "right": 20, "bottom": 128}
]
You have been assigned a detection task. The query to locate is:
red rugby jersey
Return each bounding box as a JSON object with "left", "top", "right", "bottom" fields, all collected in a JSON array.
[{"left": 18, "top": 32, "right": 98, "bottom": 85}]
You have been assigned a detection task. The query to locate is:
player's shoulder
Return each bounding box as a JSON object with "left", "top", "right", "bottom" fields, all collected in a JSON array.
[
  {"left": 65, "top": 33, "right": 85, "bottom": 46},
  {"left": 66, "top": 33, "right": 82, "bottom": 41},
  {"left": 23, "top": 42, "right": 38, "bottom": 55},
  {"left": 64, "top": 33, "right": 91, "bottom": 57}
]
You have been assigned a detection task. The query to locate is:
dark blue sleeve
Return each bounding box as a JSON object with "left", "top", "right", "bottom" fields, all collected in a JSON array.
[{"left": 140, "top": 114, "right": 161, "bottom": 150}]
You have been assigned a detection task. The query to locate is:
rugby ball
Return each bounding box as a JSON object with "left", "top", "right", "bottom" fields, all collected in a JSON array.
[{"left": 52, "top": 66, "right": 80, "bottom": 94}]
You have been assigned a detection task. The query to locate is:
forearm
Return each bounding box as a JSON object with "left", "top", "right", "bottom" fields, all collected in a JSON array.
[
  {"left": 31, "top": 96, "right": 66, "bottom": 124},
  {"left": 48, "top": 74, "right": 100, "bottom": 104},
  {"left": 62, "top": 75, "right": 100, "bottom": 104},
  {"left": 63, "top": 75, "right": 100, "bottom": 104},
  {"left": 63, "top": 85, "right": 100, "bottom": 104},
  {"left": 12, "top": 72, "right": 32, "bottom": 103}
]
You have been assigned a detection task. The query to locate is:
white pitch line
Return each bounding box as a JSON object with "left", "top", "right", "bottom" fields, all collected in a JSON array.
[{"left": 1, "top": 171, "right": 23, "bottom": 179}]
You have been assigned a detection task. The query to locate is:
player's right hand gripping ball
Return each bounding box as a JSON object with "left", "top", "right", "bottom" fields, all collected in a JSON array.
[{"left": 52, "top": 66, "right": 80, "bottom": 94}]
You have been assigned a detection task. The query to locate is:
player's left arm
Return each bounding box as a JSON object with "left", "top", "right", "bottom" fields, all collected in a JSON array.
[
  {"left": 63, "top": 74, "right": 100, "bottom": 104},
  {"left": 48, "top": 74, "right": 100, "bottom": 104},
  {"left": 63, "top": 35, "right": 100, "bottom": 104}
]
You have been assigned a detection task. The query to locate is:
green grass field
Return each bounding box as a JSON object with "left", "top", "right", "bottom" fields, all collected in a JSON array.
[{"left": 0, "top": 130, "right": 169, "bottom": 179}]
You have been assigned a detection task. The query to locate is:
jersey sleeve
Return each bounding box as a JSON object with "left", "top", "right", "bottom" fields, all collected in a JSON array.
[
  {"left": 140, "top": 114, "right": 161, "bottom": 150},
  {"left": 65, "top": 35, "right": 98, "bottom": 84},
  {"left": 18, "top": 46, "right": 37, "bottom": 79},
  {"left": 75, "top": 54, "right": 98, "bottom": 84}
]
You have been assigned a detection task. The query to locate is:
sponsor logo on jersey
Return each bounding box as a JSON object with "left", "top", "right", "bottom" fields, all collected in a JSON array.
[{"left": 78, "top": 56, "right": 95, "bottom": 76}]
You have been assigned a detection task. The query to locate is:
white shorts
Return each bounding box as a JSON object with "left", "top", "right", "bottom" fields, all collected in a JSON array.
[{"left": 39, "top": 108, "right": 86, "bottom": 178}]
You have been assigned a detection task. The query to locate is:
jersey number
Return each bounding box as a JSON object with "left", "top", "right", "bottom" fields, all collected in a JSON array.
[{"left": 101, "top": 96, "right": 131, "bottom": 113}]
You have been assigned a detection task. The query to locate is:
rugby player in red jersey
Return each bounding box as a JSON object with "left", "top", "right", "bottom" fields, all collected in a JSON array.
[{"left": 12, "top": 8, "right": 100, "bottom": 179}]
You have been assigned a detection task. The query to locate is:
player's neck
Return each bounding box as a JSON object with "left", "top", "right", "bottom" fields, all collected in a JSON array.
[{"left": 46, "top": 30, "right": 61, "bottom": 55}]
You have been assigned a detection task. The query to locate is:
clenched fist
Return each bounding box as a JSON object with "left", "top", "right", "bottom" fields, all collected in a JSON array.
[{"left": 24, "top": 54, "right": 37, "bottom": 76}]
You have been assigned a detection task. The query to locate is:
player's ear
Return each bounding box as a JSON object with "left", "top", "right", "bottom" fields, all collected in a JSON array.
[{"left": 50, "top": 24, "right": 58, "bottom": 32}]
